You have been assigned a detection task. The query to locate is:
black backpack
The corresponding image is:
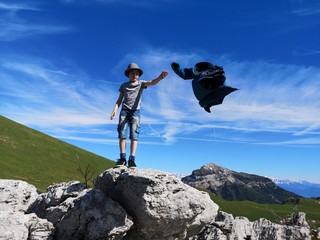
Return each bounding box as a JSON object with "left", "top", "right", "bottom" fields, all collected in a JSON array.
[{"left": 195, "top": 62, "right": 226, "bottom": 89}]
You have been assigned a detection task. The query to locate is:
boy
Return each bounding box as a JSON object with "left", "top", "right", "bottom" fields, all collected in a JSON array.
[{"left": 110, "top": 63, "right": 168, "bottom": 168}]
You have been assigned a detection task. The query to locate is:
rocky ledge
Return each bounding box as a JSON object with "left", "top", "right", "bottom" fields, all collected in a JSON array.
[{"left": 0, "top": 168, "right": 316, "bottom": 240}]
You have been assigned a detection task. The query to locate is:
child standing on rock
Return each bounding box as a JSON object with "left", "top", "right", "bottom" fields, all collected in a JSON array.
[{"left": 110, "top": 63, "right": 168, "bottom": 168}]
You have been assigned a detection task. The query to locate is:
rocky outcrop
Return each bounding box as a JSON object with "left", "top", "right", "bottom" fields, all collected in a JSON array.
[
  {"left": 94, "top": 168, "right": 218, "bottom": 239},
  {"left": 182, "top": 163, "right": 300, "bottom": 203},
  {"left": 0, "top": 180, "right": 54, "bottom": 240},
  {"left": 25, "top": 168, "right": 219, "bottom": 240},
  {"left": 192, "top": 211, "right": 311, "bottom": 240},
  {"left": 0, "top": 168, "right": 314, "bottom": 240},
  {"left": 27, "top": 180, "right": 133, "bottom": 240}
]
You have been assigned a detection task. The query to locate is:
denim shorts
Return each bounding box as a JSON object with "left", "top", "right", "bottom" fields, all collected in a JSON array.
[{"left": 117, "top": 109, "right": 140, "bottom": 140}]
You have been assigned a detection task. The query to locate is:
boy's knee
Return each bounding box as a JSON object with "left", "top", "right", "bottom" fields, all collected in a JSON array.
[{"left": 129, "top": 124, "right": 139, "bottom": 140}]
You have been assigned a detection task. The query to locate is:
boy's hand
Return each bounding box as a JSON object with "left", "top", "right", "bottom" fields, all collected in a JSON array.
[
  {"left": 160, "top": 71, "right": 168, "bottom": 79},
  {"left": 110, "top": 111, "right": 116, "bottom": 120}
]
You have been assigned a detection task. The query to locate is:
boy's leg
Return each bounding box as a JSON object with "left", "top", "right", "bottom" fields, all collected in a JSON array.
[
  {"left": 128, "top": 139, "right": 138, "bottom": 168},
  {"left": 130, "top": 139, "right": 137, "bottom": 157},
  {"left": 115, "top": 109, "right": 128, "bottom": 167},
  {"left": 128, "top": 140, "right": 137, "bottom": 168},
  {"left": 127, "top": 110, "right": 139, "bottom": 168},
  {"left": 119, "top": 138, "right": 126, "bottom": 155},
  {"left": 119, "top": 138, "right": 127, "bottom": 163},
  {"left": 115, "top": 138, "right": 127, "bottom": 167},
  {"left": 114, "top": 138, "right": 127, "bottom": 167}
]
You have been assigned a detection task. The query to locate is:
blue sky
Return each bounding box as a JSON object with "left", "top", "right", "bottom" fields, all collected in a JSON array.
[{"left": 1, "top": 0, "right": 320, "bottom": 183}]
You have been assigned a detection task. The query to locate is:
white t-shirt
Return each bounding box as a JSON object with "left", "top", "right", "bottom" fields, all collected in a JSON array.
[{"left": 119, "top": 80, "right": 147, "bottom": 110}]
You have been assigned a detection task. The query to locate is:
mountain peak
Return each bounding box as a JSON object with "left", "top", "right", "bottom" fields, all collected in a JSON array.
[
  {"left": 189, "top": 163, "right": 236, "bottom": 188},
  {"left": 182, "top": 163, "right": 300, "bottom": 203},
  {"left": 197, "top": 163, "right": 233, "bottom": 176}
]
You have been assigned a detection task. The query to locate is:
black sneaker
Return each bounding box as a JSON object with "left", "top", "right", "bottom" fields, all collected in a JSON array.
[
  {"left": 128, "top": 159, "right": 137, "bottom": 168},
  {"left": 114, "top": 158, "right": 126, "bottom": 168}
]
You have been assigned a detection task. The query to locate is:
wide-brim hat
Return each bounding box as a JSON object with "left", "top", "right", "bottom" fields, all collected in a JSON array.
[{"left": 124, "top": 63, "right": 143, "bottom": 77}]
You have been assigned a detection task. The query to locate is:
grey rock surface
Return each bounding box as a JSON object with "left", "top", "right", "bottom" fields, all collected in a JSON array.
[
  {"left": 95, "top": 168, "right": 219, "bottom": 240},
  {"left": 0, "top": 168, "right": 316, "bottom": 240},
  {"left": 0, "top": 180, "right": 54, "bottom": 240}
]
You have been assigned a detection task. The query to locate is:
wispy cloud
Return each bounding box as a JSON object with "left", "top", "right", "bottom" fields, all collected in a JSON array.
[
  {"left": 0, "top": 2, "right": 72, "bottom": 41},
  {"left": 1, "top": 48, "right": 320, "bottom": 147},
  {"left": 0, "top": 23, "right": 72, "bottom": 41},
  {"left": 291, "top": 7, "right": 320, "bottom": 16},
  {"left": 134, "top": 50, "right": 320, "bottom": 145},
  {"left": 0, "top": 2, "right": 38, "bottom": 11},
  {"left": 60, "top": 0, "right": 173, "bottom": 8},
  {"left": 0, "top": 56, "right": 113, "bottom": 127},
  {"left": 288, "top": 0, "right": 320, "bottom": 16},
  {"left": 293, "top": 47, "right": 320, "bottom": 56}
]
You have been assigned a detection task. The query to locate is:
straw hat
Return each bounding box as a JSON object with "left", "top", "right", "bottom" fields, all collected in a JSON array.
[{"left": 124, "top": 63, "right": 143, "bottom": 77}]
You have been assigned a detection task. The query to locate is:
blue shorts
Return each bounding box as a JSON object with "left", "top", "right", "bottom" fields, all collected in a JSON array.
[{"left": 117, "top": 109, "right": 140, "bottom": 140}]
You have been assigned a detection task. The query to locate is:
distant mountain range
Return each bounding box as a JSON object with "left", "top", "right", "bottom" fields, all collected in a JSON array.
[
  {"left": 268, "top": 177, "right": 320, "bottom": 198},
  {"left": 182, "top": 163, "right": 300, "bottom": 204}
]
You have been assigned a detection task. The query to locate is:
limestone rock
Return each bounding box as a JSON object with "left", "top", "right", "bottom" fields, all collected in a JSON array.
[
  {"left": 192, "top": 211, "right": 311, "bottom": 240},
  {"left": 0, "top": 179, "right": 39, "bottom": 212},
  {"left": 0, "top": 168, "right": 316, "bottom": 240},
  {"left": 0, "top": 180, "right": 54, "bottom": 240},
  {"left": 95, "top": 168, "right": 219, "bottom": 240},
  {"left": 27, "top": 180, "right": 86, "bottom": 223},
  {"left": 0, "top": 211, "right": 54, "bottom": 240},
  {"left": 28, "top": 181, "right": 133, "bottom": 240}
]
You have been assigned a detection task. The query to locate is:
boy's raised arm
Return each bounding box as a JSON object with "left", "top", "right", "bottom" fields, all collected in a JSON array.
[{"left": 143, "top": 71, "right": 168, "bottom": 87}]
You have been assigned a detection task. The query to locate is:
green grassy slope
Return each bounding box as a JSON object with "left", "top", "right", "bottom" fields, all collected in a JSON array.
[
  {"left": 208, "top": 191, "right": 320, "bottom": 229},
  {"left": 0, "top": 115, "right": 115, "bottom": 192}
]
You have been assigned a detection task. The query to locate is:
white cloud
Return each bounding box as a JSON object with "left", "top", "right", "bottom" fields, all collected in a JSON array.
[
  {"left": 0, "top": 56, "right": 115, "bottom": 128},
  {"left": 293, "top": 47, "right": 320, "bottom": 56},
  {"left": 288, "top": 0, "right": 320, "bottom": 16},
  {"left": 0, "top": 23, "right": 72, "bottom": 41},
  {"left": 0, "top": 2, "right": 38, "bottom": 11},
  {"left": 292, "top": 7, "right": 320, "bottom": 16},
  {"left": 0, "top": 2, "right": 73, "bottom": 41},
  {"left": 130, "top": 49, "right": 320, "bottom": 145},
  {"left": 60, "top": 0, "right": 173, "bottom": 7},
  {"left": 1, "top": 48, "right": 320, "bottom": 147}
]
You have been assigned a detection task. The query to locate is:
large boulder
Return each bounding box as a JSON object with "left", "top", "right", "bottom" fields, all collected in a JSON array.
[
  {"left": 0, "top": 179, "right": 39, "bottom": 212},
  {"left": 27, "top": 180, "right": 86, "bottom": 223},
  {"left": 95, "top": 168, "right": 219, "bottom": 240},
  {"left": 0, "top": 211, "right": 54, "bottom": 240},
  {"left": 0, "top": 180, "right": 54, "bottom": 240},
  {"left": 28, "top": 181, "right": 133, "bottom": 240}
]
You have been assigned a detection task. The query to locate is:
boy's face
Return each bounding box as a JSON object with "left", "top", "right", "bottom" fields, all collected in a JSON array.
[{"left": 128, "top": 69, "right": 140, "bottom": 82}]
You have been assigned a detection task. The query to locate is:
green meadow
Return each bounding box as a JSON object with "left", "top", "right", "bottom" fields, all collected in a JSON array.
[{"left": 0, "top": 115, "right": 114, "bottom": 192}]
